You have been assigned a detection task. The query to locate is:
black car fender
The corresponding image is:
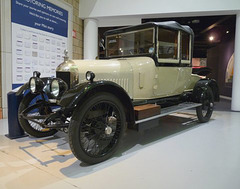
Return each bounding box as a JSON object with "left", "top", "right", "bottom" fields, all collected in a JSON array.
[
  {"left": 59, "top": 80, "right": 135, "bottom": 126},
  {"left": 192, "top": 79, "right": 220, "bottom": 102},
  {"left": 16, "top": 82, "right": 29, "bottom": 96}
]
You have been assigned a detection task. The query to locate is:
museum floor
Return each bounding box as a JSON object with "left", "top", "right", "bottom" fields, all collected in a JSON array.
[{"left": 0, "top": 99, "right": 239, "bottom": 189}]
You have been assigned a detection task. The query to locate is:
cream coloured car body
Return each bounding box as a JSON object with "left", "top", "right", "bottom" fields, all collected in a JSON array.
[{"left": 57, "top": 57, "right": 200, "bottom": 100}]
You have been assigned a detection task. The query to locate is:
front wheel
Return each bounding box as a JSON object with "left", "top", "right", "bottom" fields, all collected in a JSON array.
[
  {"left": 18, "top": 93, "right": 58, "bottom": 138},
  {"left": 196, "top": 87, "right": 214, "bottom": 123},
  {"left": 69, "top": 92, "right": 126, "bottom": 164}
]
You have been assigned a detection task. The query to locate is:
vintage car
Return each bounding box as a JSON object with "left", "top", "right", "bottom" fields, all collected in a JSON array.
[{"left": 17, "top": 21, "right": 219, "bottom": 164}]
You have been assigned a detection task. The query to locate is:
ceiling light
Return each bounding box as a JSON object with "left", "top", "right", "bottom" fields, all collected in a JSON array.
[
  {"left": 226, "top": 30, "right": 229, "bottom": 34},
  {"left": 209, "top": 36, "right": 214, "bottom": 41},
  {"left": 192, "top": 19, "right": 200, "bottom": 24}
]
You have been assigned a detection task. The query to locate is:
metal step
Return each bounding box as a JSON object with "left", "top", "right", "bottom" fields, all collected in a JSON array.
[{"left": 135, "top": 102, "right": 201, "bottom": 125}]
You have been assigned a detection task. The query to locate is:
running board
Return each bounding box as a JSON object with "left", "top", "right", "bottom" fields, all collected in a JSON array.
[{"left": 135, "top": 102, "right": 202, "bottom": 131}]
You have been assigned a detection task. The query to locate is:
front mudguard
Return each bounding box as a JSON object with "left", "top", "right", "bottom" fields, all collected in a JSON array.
[
  {"left": 192, "top": 79, "right": 220, "bottom": 102},
  {"left": 16, "top": 82, "right": 29, "bottom": 96},
  {"left": 59, "top": 80, "right": 135, "bottom": 127}
]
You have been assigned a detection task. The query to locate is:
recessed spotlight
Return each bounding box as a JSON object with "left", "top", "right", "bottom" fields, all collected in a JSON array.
[
  {"left": 192, "top": 19, "right": 200, "bottom": 24},
  {"left": 209, "top": 36, "right": 214, "bottom": 41},
  {"left": 226, "top": 30, "right": 229, "bottom": 34}
]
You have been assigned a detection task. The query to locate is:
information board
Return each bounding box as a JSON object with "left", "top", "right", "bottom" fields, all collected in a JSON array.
[{"left": 11, "top": 0, "right": 68, "bottom": 89}]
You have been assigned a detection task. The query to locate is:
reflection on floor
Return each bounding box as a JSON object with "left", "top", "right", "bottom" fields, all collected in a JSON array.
[{"left": 0, "top": 103, "right": 240, "bottom": 189}]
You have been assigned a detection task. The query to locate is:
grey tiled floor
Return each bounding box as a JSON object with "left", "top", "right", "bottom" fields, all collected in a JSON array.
[{"left": 0, "top": 101, "right": 240, "bottom": 189}]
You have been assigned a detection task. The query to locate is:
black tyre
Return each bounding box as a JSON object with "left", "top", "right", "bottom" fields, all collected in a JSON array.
[
  {"left": 69, "top": 92, "right": 126, "bottom": 164},
  {"left": 196, "top": 87, "right": 214, "bottom": 123},
  {"left": 18, "top": 93, "right": 57, "bottom": 138}
]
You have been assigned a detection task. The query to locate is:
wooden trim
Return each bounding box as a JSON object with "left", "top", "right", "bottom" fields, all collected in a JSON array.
[{"left": 134, "top": 104, "right": 161, "bottom": 120}]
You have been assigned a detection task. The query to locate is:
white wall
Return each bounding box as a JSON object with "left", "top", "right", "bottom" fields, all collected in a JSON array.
[
  {"left": 0, "top": 0, "right": 73, "bottom": 118},
  {"left": 80, "top": 0, "right": 240, "bottom": 19},
  {"left": 98, "top": 16, "right": 141, "bottom": 27}
]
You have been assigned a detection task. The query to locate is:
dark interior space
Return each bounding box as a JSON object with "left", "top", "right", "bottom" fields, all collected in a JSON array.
[
  {"left": 99, "top": 15, "right": 236, "bottom": 97},
  {"left": 207, "top": 37, "right": 235, "bottom": 97},
  {"left": 142, "top": 15, "right": 236, "bottom": 58}
]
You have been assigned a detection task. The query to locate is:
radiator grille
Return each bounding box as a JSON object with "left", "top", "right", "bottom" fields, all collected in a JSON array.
[{"left": 56, "top": 71, "right": 70, "bottom": 89}]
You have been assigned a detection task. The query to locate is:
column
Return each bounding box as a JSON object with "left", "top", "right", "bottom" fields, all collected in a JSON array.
[
  {"left": 232, "top": 13, "right": 240, "bottom": 111},
  {"left": 84, "top": 18, "right": 98, "bottom": 59},
  {"left": 1, "top": 0, "right": 12, "bottom": 118}
]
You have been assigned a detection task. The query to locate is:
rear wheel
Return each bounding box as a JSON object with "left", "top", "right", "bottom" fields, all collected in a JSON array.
[
  {"left": 69, "top": 92, "right": 126, "bottom": 164},
  {"left": 18, "top": 93, "right": 57, "bottom": 137},
  {"left": 196, "top": 87, "right": 214, "bottom": 123}
]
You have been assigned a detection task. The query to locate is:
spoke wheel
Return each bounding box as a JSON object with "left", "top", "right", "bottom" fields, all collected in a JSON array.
[
  {"left": 69, "top": 92, "right": 126, "bottom": 164},
  {"left": 196, "top": 87, "right": 214, "bottom": 123},
  {"left": 18, "top": 93, "right": 57, "bottom": 137}
]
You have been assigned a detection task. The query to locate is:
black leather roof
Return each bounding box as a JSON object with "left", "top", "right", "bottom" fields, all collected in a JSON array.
[{"left": 104, "top": 21, "right": 194, "bottom": 36}]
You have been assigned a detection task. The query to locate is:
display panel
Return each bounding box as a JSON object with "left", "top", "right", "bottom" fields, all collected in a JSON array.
[{"left": 11, "top": 0, "right": 68, "bottom": 89}]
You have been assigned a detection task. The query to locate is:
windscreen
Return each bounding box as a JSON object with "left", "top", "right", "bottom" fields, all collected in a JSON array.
[{"left": 106, "top": 28, "right": 154, "bottom": 57}]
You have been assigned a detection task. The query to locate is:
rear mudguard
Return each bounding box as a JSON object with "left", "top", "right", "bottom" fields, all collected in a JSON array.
[
  {"left": 59, "top": 80, "right": 135, "bottom": 126},
  {"left": 192, "top": 79, "right": 220, "bottom": 102}
]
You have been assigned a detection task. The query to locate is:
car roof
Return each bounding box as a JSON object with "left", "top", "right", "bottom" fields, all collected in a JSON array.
[{"left": 104, "top": 21, "right": 194, "bottom": 37}]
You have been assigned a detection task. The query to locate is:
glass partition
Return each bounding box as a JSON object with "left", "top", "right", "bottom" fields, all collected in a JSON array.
[
  {"left": 106, "top": 28, "right": 154, "bottom": 57},
  {"left": 158, "top": 28, "right": 179, "bottom": 61},
  {"left": 181, "top": 32, "right": 191, "bottom": 63}
]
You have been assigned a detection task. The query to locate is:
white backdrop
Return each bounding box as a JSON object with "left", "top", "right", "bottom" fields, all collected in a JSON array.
[{"left": 80, "top": 0, "right": 240, "bottom": 19}]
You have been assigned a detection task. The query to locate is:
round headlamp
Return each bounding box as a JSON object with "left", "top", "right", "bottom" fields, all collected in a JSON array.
[
  {"left": 51, "top": 80, "right": 60, "bottom": 97},
  {"left": 29, "top": 77, "right": 44, "bottom": 93},
  {"left": 29, "top": 77, "right": 36, "bottom": 93},
  {"left": 86, "top": 71, "right": 95, "bottom": 82},
  {"left": 50, "top": 79, "right": 68, "bottom": 98}
]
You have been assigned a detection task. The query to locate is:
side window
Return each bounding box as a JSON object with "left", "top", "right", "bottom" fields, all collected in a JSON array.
[
  {"left": 158, "top": 28, "right": 179, "bottom": 62},
  {"left": 181, "top": 32, "right": 191, "bottom": 63}
]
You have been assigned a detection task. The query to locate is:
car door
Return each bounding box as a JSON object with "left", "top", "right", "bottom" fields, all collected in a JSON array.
[
  {"left": 175, "top": 32, "right": 192, "bottom": 93},
  {"left": 154, "top": 27, "right": 181, "bottom": 97},
  {"left": 154, "top": 67, "right": 179, "bottom": 97}
]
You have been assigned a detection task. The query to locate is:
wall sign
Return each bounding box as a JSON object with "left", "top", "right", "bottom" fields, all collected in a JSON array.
[
  {"left": 225, "top": 53, "right": 234, "bottom": 83},
  {"left": 11, "top": 0, "right": 68, "bottom": 89},
  {"left": 72, "top": 29, "right": 77, "bottom": 38}
]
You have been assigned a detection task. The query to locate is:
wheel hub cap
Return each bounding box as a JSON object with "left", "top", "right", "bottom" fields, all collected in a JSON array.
[
  {"left": 210, "top": 102, "right": 214, "bottom": 108},
  {"left": 105, "top": 126, "right": 112, "bottom": 135}
]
